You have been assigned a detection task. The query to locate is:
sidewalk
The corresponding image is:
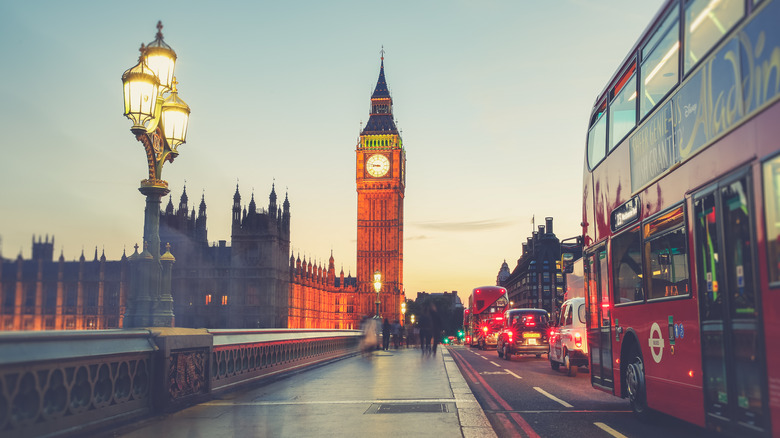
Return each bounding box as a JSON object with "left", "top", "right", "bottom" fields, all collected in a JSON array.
[{"left": 111, "top": 346, "right": 495, "bottom": 438}]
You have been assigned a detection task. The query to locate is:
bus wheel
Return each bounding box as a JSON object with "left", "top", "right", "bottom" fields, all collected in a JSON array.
[{"left": 626, "top": 353, "right": 648, "bottom": 415}]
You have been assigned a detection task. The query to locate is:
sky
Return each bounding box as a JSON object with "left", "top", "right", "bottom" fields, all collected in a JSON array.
[{"left": 0, "top": 0, "right": 665, "bottom": 298}]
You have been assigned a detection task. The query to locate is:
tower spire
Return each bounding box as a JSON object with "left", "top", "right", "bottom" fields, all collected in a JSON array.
[{"left": 363, "top": 50, "right": 397, "bottom": 135}]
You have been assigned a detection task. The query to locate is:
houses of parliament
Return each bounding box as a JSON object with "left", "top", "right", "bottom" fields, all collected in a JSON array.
[{"left": 0, "top": 57, "right": 406, "bottom": 332}]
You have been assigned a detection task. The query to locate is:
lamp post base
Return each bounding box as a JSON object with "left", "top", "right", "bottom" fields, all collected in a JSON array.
[{"left": 124, "top": 183, "right": 175, "bottom": 328}]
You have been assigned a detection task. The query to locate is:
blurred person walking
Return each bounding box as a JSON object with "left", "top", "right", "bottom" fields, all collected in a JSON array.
[
  {"left": 419, "top": 304, "right": 432, "bottom": 356},
  {"left": 382, "top": 318, "right": 391, "bottom": 351},
  {"left": 392, "top": 320, "right": 402, "bottom": 349},
  {"left": 430, "top": 303, "right": 443, "bottom": 356},
  {"left": 360, "top": 316, "right": 378, "bottom": 356}
]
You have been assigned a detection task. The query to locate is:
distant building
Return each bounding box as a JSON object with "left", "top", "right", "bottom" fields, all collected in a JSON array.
[
  {"left": 415, "top": 291, "right": 463, "bottom": 310},
  {"left": 498, "top": 217, "right": 567, "bottom": 321},
  {"left": 355, "top": 56, "right": 406, "bottom": 322},
  {"left": 0, "top": 184, "right": 358, "bottom": 331},
  {"left": 0, "top": 236, "right": 126, "bottom": 331}
]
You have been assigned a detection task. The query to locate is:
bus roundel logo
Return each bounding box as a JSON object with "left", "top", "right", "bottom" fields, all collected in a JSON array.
[{"left": 649, "top": 322, "right": 665, "bottom": 363}]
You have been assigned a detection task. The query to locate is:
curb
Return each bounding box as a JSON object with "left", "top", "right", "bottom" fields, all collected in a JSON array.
[{"left": 442, "top": 347, "right": 498, "bottom": 438}]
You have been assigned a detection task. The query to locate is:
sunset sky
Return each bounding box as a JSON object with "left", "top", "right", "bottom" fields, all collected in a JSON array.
[{"left": 0, "top": 0, "right": 664, "bottom": 297}]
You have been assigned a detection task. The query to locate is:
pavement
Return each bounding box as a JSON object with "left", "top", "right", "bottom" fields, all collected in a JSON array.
[{"left": 109, "top": 345, "right": 496, "bottom": 438}]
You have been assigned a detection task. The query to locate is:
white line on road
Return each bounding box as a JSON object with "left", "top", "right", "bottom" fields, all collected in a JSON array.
[
  {"left": 203, "top": 398, "right": 472, "bottom": 406},
  {"left": 594, "top": 422, "right": 628, "bottom": 438},
  {"left": 504, "top": 370, "right": 522, "bottom": 379},
  {"left": 489, "top": 361, "right": 501, "bottom": 367},
  {"left": 533, "top": 387, "right": 573, "bottom": 408}
]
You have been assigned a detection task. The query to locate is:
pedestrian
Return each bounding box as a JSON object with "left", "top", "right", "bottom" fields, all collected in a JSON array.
[
  {"left": 430, "top": 303, "right": 442, "bottom": 356},
  {"left": 382, "top": 318, "right": 391, "bottom": 350},
  {"left": 392, "top": 320, "right": 401, "bottom": 349},
  {"left": 419, "top": 304, "right": 432, "bottom": 356},
  {"left": 360, "top": 316, "right": 378, "bottom": 356}
]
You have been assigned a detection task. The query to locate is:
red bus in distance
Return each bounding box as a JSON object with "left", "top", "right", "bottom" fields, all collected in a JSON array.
[
  {"left": 466, "top": 286, "right": 509, "bottom": 350},
  {"left": 582, "top": 0, "right": 780, "bottom": 436}
]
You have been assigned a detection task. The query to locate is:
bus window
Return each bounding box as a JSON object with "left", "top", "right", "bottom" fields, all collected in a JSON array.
[
  {"left": 644, "top": 207, "right": 689, "bottom": 300},
  {"left": 763, "top": 155, "right": 780, "bottom": 284},
  {"left": 641, "top": 8, "right": 680, "bottom": 118},
  {"left": 612, "top": 227, "right": 644, "bottom": 304},
  {"left": 609, "top": 65, "right": 637, "bottom": 151},
  {"left": 684, "top": 0, "right": 744, "bottom": 74},
  {"left": 588, "top": 102, "right": 607, "bottom": 169}
]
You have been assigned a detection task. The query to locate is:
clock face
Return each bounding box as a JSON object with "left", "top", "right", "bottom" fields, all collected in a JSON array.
[{"left": 366, "top": 154, "right": 390, "bottom": 177}]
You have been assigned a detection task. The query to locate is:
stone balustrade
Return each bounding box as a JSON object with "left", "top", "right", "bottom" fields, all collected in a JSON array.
[{"left": 0, "top": 328, "right": 361, "bottom": 438}]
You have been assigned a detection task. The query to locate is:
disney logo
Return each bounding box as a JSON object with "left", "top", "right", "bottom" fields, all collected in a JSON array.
[{"left": 684, "top": 103, "right": 698, "bottom": 118}]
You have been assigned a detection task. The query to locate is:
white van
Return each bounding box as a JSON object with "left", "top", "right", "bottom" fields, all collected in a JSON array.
[{"left": 549, "top": 297, "right": 588, "bottom": 376}]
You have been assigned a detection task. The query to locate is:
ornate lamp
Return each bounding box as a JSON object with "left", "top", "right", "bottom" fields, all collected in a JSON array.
[
  {"left": 373, "top": 270, "right": 382, "bottom": 318},
  {"left": 143, "top": 21, "right": 177, "bottom": 92},
  {"left": 373, "top": 270, "right": 382, "bottom": 293},
  {"left": 121, "top": 49, "right": 160, "bottom": 134},
  {"left": 121, "top": 21, "right": 190, "bottom": 328},
  {"left": 161, "top": 78, "right": 190, "bottom": 153}
]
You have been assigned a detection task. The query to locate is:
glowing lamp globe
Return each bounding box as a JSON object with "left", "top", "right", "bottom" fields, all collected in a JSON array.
[
  {"left": 144, "top": 21, "right": 177, "bottom": 92},
  {"left": 161, "top": 79, "right": 190, "bottom": 151},
  {"left": 122, "top": 56, "right": 160, "bottom": 134}
]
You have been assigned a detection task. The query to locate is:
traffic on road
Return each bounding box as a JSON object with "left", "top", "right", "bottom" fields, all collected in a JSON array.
[{"left": 449, "top": 345, "right": 712, "bottom": 438}]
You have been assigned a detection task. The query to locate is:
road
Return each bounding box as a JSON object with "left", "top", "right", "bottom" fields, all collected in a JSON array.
[{"left": 448, "top": 345, "right": 713, "bottom": 438}]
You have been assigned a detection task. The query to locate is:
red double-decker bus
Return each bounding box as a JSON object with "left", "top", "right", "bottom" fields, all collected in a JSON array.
[
  {"left": 465, "top": 286, "right": 509, "bottom": 349},
  {"left": 582, "top": 0, "right": 780, "bottom": 436}
]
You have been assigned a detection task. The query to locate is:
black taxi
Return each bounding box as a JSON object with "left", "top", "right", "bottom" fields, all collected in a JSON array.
[{"left": 496, "top": 308, "right": 550, "bottom": 361}]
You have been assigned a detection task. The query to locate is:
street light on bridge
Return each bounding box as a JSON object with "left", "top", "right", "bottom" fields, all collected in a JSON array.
[
  {"left": 121, "top": 21, "right": 191, "bottom": 328},
  {"left": 373, "top": 270, "right": 382, "bottom": 319}
]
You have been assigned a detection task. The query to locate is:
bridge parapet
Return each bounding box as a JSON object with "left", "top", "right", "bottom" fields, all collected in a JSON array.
[{"left": 0, "top": 328, "right": 361, "bottom": 438}]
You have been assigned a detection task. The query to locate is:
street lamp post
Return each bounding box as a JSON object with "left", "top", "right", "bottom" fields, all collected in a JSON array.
[
  {"left": 373, "top": 270, "right": 382, "bottom": 319},
  {"left": 401, "top": 301, "right": 406, "bottom": 326},
  {"left": 121, "top": 22, "right": 190, "bottom": 328}
]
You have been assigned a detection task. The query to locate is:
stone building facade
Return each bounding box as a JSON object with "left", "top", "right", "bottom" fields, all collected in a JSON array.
[
  {"left": 0, "top": 184, "right": 357, "bottom": 331},
  {"left": 498, "top": 217, "right": 566, "bottom": 320},
  {"left": 0, "top": 236, "right": 127, "bottom": 331}
]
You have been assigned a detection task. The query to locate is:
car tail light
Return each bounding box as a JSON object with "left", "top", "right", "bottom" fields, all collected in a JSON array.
[
  {"left": 507, "top": 330, "right": 513, "bottom": 341},
  {"left": 482, "top": 326, "right": 488, "bottom": 333},
  {"left": 574, "top": 332, "right": 582, "bottom": 348}
]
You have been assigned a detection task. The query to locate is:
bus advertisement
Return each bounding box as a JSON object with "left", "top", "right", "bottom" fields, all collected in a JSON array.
[
  {"left": 466, "top": 286, "right": 509, "bottom": 350},
  {"left": 582, "top": 0, "right": 779, "bottom": 436}
]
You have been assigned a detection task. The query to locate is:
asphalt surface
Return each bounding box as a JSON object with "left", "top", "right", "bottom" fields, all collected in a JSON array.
[{"left": 449, "top": 346, "right": 716, "bottom": 438}]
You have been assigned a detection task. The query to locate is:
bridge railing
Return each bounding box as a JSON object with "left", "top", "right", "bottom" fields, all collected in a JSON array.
[{"left": 0, "top": 328, "right": 362, "bottom": 438}]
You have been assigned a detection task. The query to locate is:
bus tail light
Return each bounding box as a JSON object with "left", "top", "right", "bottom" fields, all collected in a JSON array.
[{"left": 574, "top": 332, "right": 582, "bottom": 348}]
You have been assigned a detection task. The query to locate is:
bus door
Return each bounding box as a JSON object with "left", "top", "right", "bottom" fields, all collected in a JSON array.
[
  {"left": 693, "top": 173, "right": 767, "bottom": 436},
  {"left": 587, "top": 247, "right": 614, "bottom": 391}
]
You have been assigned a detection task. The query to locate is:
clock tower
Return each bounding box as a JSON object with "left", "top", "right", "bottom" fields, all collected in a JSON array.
[{"left": 356, "top": 54, "right": 406, "bottom": 321}]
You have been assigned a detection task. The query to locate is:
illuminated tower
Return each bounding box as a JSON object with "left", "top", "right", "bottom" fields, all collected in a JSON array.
[{"left": 355, "top": 53, "right": 406, "bottom": 320}]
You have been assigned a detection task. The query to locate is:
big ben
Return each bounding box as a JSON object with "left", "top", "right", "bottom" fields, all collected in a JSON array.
[{"left": 356, "top": 54, "right": 406, "bottom": 321}]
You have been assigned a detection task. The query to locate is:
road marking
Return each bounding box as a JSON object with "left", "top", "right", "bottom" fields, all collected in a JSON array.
[
  {"left": 533, "top": 387, "right": 573, "bottom": 408},
  {"left": 489, "top": 361, "right": 501, "bottom": 367},
  {"left": 504, "top": 370, "right": 522, "bottom": 379},
  {"left": 203, "top": 398, "right": 472, "bottom": 406},
  {"left": 594, "top": 422, "right": 628, "bottom": 438}
]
